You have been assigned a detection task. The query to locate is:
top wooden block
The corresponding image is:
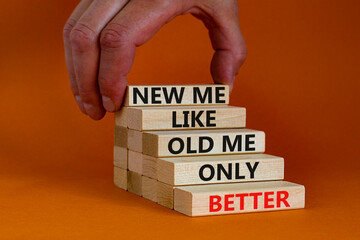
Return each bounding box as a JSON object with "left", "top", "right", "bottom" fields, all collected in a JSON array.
[{"left": 123, "top": 85, "right": 229, "bottom": 106}]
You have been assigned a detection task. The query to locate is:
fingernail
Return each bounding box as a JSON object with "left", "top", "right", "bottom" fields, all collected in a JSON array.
[
  {"left": 83, "top": 103, "right": 97, "bottom": 117},
  {"left": 75, "top": 95, "right": 87, "bottom": 114},
  {"left": 102, "top": 96, "right": 116, "bottom": 112}
]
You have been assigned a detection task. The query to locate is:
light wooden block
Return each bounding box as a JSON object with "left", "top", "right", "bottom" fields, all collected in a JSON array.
[
  {"left": 143, "top": 129, "right": 265, "bottom": 157},
  {"left": 114, "top": 167, "right": 127, "bottom": 190},
  {"left": 127, "top": 129, "right": 142, "bottom": 152},
  {"left": 142, "top": 154, "right": 157, "bottom": 179},
  {"left": 142, "top": 176, "right": 157, "bottom": 202},
  {"left": 114, "top": 126, "right": 128, "bottom": 148},
  {"left": 157, "top": 181, "right": 175, "bottom": 209},
  {"left": 157, "top": 154, "right": 284, "bottom": 185},
  {"left": 113, "top": 146, "right": 128, "bottom": 169},
  {"left": 174, "top": 181, "right": 305, "bottom": 216},
  {"left": 127, "top": 171, "right": 142, "bottom": 196},
  {"left": 128, "top": 150, "right": 143, "bottom": 174},
  {"left": 126, "top": 106, "right": 245, "bottom": 131},
  {"left": 114, "top": 107, "right": 128, "bottom": 127},
  {"left": 124, "top": 85, "right": 229, "bottom": 106}
]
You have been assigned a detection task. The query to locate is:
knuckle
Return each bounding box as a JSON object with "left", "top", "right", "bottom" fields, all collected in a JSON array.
[
  {"left": 150, "top": 0, "right": 172, "bottom": 8},
  {"left": 233, "top": 47, "right": 247, "bottom": 63},
  {"left": 100, "top": 24, "right": 131, "bottom": 49},
  {"left": 63, "top": 19, "right": 77, "bottom": 42},
  {"left": 219, "top": 0, "right": 238, "bottom": 9},
  {"left": 70, "top": 23, "right": 97, "bottom": 51}
]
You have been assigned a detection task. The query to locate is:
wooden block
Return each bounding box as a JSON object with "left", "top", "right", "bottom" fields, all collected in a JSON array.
[
  {"left": 142, "top": 176, "right": 157, "bottom": 202},
  {"left": 114, "top": 125, "right": 127, "bottom": 148},
  {"left": 157, "top": 181, "right": 175, "bottom": 209},
  {"left": 127, "top": 106, "right": 245, "bottom": 131},
  {"left": 127, "top": 171, "right": 142, "bottom": 196},
  {"left": 114, "top": 167, "right": 127, "bottom": 190},
  {"left": 113, "top": 146, "right": 128, "bottom": 169},
  {"left": 157, "top": 154, "right": 284, "bottom": 185},
  {"left": 127, "top": 129, "right": 142, "bottom": 152},
  {"left": 114, "top": 107, "right": 128, "bottom": 127},
  {"left": 143, "top": 129, "right": 265, "bottom": 157},
  {"left": 142, "top": 154, "right": 157, "bottom": 179},
  {"left": 124, "top": 85, "right": 229, "bottom": 106},
  {"left": 128, "top": 150, "right": 143, "bottom": 174},
  {"left": 174, "top": 181, "right": 305, "bottom": 216}
]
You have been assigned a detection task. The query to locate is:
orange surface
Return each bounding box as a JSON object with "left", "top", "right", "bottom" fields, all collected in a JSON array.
[{"left": 0, "top": 0, "right": 359, "bottom": 239}]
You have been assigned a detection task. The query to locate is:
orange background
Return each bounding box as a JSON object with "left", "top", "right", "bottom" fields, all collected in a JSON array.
[{"left": 0, "top": 0, "right": 359, "bottom": 239}]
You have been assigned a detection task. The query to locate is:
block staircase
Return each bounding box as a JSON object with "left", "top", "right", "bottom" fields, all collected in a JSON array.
[{"left": 113, "top": 85, "right": 305, "bottom": 216}]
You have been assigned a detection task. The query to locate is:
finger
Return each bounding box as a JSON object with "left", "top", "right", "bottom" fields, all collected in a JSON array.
[
  {"left": 63, "top": 0, "right": 93, "bottom": 114},
  {"left": 192, "top": 0, "right": 247, "bottom": 91},
  {"left": 98, "top": 0, "right": 185, "bottom": 112},
  {"left": 70, "top": 0, "right": 129, "bottom": 120}
]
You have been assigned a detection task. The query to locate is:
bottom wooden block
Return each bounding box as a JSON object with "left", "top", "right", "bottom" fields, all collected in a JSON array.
[
  {"left": 128, "top": 171, "right": 142, "bottom": 196},
  {"left": 157, "top": 181, "right": 175, "bottom": 209},
  {"left": 141, "top": 177, "right": 174, "bottom": 209},
  {"left": 114, "top": 167, "right": 127, "bottom": 190},
  {"left": 174, "top": 181, "right": 305, "bottom": 216},
  {"left": 142, "top": 176, "right": 157, "bottom": 202}
]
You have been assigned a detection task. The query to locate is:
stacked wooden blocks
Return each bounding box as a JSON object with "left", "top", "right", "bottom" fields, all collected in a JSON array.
[{"left": 114, "top": 85, "right": 305, "bottom": 216}]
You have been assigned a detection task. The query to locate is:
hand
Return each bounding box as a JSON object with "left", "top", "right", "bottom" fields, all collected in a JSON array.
[{"left": 63, "top": 0, "right": 247, "bottom": 120}]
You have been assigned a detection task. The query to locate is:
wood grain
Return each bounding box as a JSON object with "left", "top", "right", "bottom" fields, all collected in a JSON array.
[
  {"left": 142, "top": 176, "right": 157, "bottom": 202},
  {"left": 114, "top": 167, "right": 127, "bottom": 190},
  {"left": 142, "top": 154, "right": 157, "bottom": 179},
  {"left": 127, "top": 171, "right": 142, "bottom": 196},
  {"left": 157, "top": 181, "right": 175, "bottom": 209},
  {"left": 128, "top": 129, "right": 142, "bottom": 152},
  {"left": 113, "top": 146, "right": 127, "bottom": 169},
  {"left": 114, "top": 126, "right": 127, "bottom": 148},
  {"left": 114, "top": 107, "right": 128, "bottom": 127},
  {"left": 128, "top": 150, "right": 143, "bottom": 174}
]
